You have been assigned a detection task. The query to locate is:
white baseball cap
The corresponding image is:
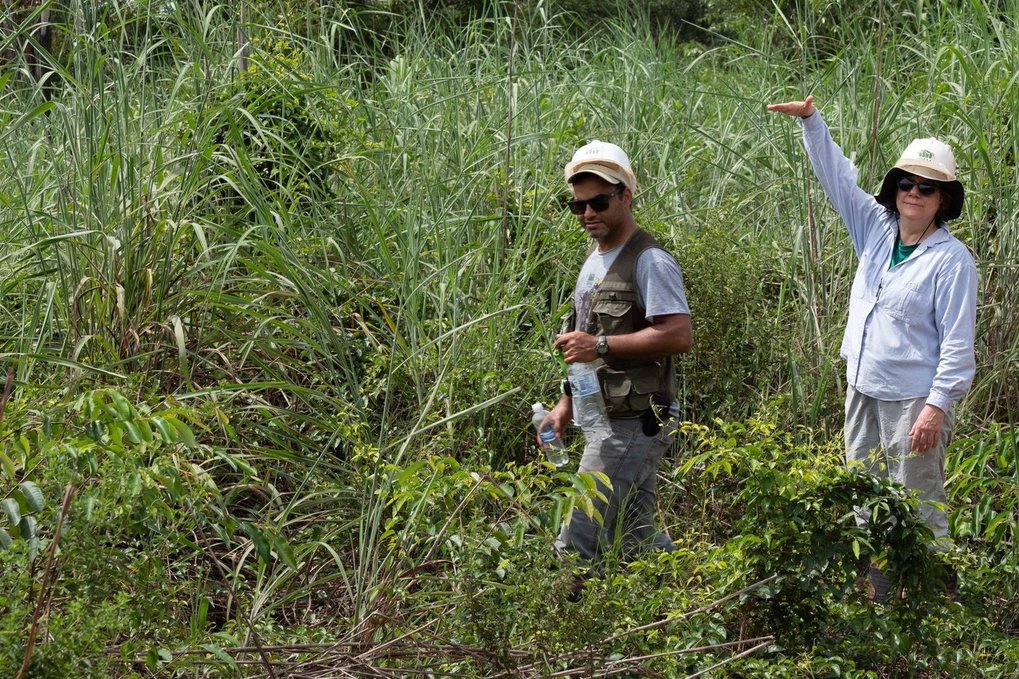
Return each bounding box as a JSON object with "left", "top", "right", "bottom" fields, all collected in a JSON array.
[{"left": 564, "top": 140, "right": 638, "bottom": 193}]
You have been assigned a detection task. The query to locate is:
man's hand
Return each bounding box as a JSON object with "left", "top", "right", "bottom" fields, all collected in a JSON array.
[
  {"left": 554, "top": 331, "right": 597, "bottom": 364},
  {"left": 767, "top": 95, "right": 816, "bottom": 119},
  {"left": 547, "top": 398, "right": 572, "bottom": 441},
  {"left": 909, "top": 404, "right": 946, "bottom": 452},
  {"left": 554, "top": 314, "right": 691, "bottom": 364},
  {"left": 534, "top": 396, "right": 573, "bottom": 447}
]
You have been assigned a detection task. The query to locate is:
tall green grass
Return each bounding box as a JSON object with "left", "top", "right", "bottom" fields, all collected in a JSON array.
[{"left": 1, "top": 0, "right": 1017, "bottom": 673}]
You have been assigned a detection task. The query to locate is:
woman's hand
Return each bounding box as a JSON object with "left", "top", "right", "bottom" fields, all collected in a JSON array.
[
  {"left": 767, "top": 95, "right": 816, "bottom": 119},
  {"left": 909, "top": 404, "right": 946, "bottom": 452}
]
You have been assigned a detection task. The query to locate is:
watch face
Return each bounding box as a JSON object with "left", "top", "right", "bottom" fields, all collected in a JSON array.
[{"left": 597, "top": 337, "right": 608, "bottom": 355}]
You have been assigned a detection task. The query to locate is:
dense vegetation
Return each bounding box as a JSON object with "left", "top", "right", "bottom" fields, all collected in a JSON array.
[{"left": 1, "top": 0, "right": 1017, "bottom": 675}]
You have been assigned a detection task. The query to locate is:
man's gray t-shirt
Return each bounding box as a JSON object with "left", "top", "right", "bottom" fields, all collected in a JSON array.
[{"left": 574, "top": 245, "right": 690, "bottom": 331}]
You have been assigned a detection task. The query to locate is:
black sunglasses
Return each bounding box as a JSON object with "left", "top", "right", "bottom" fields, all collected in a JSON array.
[
  {"left": 566, "top": 185, "right": 625, "bottom": 215},
  {"left": 897, "top": 177, "right": 939, "bottom": 196}
]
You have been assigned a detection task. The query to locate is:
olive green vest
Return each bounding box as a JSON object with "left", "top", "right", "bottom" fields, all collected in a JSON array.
[{"left": 567, "top": 228, "right": 677, "bottom": 418}]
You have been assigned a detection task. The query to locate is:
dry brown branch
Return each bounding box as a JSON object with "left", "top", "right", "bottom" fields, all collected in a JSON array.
[
  {"left": 17, "top": 483, "right": 75, "bottom": 679},
  {"left": 0, "top": 366, "right": 14, "bottom": 424},
  {"left": 490, "top": 574, "right": 780, "bottom": 678},
  {"left": 683, "top": 638, "right": 774, "bottom": 678}
]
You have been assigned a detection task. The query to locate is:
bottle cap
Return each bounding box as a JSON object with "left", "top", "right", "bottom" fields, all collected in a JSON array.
[{"left": 532, "top": 402, "right": 543, "bottom": 412}]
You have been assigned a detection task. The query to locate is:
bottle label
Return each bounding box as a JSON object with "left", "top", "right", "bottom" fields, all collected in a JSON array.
[
  {"left": 539, "top": 429, "right": 557, "bottom": 444},
  {"left": 570, "top": 369, "right": 601, "bottom": 398}
]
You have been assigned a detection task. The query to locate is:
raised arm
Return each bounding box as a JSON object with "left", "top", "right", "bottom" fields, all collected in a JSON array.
[{"left": 767, "top": 95, "right": 887, "bottom": 254}]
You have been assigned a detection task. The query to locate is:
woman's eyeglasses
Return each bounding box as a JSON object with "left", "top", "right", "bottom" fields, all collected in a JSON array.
[
  {"left": 566, "top": 185, "right": 625, "bottom": 215},
  {"left": 897, "top": 177, "right": 939, "bottom": 196}
]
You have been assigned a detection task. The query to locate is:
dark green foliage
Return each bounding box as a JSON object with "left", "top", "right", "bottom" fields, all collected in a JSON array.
[
  {"left": 671, "top": 418, "right": 1017, "bottom": 674},
  {"left": 670, "top": 223, "right": 787, "bottom": 422},
  {"left": 946, "top": 426, "right": 1019, "bottom": 636},
  {"left": 205, "top": 39, "right": 346, "bottom": 205},
  {"left": 2, "top": 0, "right": 1019, "bottom": 675}
]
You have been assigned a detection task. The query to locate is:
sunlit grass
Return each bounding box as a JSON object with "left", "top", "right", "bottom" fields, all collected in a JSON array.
[{"left": 0, "top": 0, "right": 1017, "bottom": 674}]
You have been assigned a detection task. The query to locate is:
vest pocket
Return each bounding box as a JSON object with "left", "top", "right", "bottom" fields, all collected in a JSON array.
[
  {"left": 601, "top": 364, "right": 661, "bottom": 415},
  {"left": 591, "top": 290, "right": 637, "bottom": 336}
]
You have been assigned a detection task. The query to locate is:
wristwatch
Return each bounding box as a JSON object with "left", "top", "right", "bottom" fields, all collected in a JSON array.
[{"left": 596, "top": 335, "right": 610, "bottom": 356}]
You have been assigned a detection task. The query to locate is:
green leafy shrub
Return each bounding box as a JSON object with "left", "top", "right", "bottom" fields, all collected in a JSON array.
[
  {"left": 947, "top": 425, "right": 1019, "bottom": 635},
  {"left": 204, "top": 37, "right": 348, "bottom": 206},
  {"left": 0, "top": 388, "right": 210, "bottom": 676},
  {"left": 667, "top": 223, "right": 790, "bottom": 423},
  {"left": 672, "top": 420, "right": 953, "bottom": 646}
]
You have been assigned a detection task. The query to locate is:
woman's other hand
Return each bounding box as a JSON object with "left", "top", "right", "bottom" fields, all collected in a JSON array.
[
  {"left": 767, "top": 95, "right": 816, "bottom": 119},
  {"left": 909, "top": 404, "right": 946, "bottom": 452}
]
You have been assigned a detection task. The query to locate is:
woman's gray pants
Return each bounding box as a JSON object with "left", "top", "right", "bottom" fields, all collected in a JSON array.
[{"left": 844, "top": 385, "right": 955, "bottom": 541}]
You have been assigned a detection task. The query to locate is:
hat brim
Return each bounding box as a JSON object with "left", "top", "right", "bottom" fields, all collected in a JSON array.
[{"left": 874, "top": 168, "right": 964, "bottom": 221}]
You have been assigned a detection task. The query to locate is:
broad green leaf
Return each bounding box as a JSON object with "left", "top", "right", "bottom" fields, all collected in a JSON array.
[
  {"left": 242, "top": 522, "right": 271, "bottom": 564},
  {"left": 109, "top": 422, "right": 124, "bottom": 448},
  {"left": 123, "top": 420, "right": 143, "bottom": 444},
  {"left": 266, "top": 530, "right": 298, "bottom": 571},
  {"left": 19, "top": 515, "right": 37, "bottom": 540},
  {"left": 171, "top": 419, "right": 198, "bottom": 448},
  {"left": 110, "top": 391, "right": 133, "bottom": 419},
  {"left": 19, "top": 481, "right": 44, "bottom": 512},
  {"left": 0, "top": 527, "right": 11, "bottom": 550},
  {"left": 139, "top": 419, "right": 154, "bottom": 444},
  {"left": 200, "top": 644, "right": 239, "bottom": 671},
  {"left": 14, "top": 434, "right": 32, "bottom": 458},
  {"left": 0, "top": 452, "right": 14, "bottom": 480},
  {"left": 152, "top": 416, "right": 175, "bottom": 444},
  {"left": 1, "top": 498, "right": 21, "bottom": 526}
]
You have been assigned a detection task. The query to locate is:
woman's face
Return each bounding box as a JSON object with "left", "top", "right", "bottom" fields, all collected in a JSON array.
[{"left": 895, "top": 174, "right": 944, "bottom": 225}]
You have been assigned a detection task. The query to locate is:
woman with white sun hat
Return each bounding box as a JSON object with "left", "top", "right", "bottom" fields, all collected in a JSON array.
[{"left": 768, "top": 95, "right": 977, "bottom": 599}]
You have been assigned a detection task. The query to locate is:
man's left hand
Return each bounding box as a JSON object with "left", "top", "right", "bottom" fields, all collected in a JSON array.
[
  {"left": 909, "top": 404, "right": 945, "bottom": 452},
  {"left": 554, "top": 331, "right": 597, "bottom": 364}
]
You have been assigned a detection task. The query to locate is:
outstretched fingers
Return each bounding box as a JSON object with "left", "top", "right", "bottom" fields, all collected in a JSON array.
[{"left": 766, "top": 94, "right": 815, "bottom": 119}]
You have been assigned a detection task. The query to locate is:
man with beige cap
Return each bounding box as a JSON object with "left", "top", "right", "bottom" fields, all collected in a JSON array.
[
  {"left": 537, "top": 140, "right": 692, "bottom": 566},
  {"left": 769, "top": 96, "right": 977, "bottom": 600}
]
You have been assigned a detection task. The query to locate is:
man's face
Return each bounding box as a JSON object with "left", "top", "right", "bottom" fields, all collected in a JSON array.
[{"left": 570, "top": 175, "right": 630, "bottom": 245}]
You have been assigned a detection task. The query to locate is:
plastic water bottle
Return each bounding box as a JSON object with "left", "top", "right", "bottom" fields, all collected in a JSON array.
[
  {"left": 567, "top": 362, "right": 612, "bottom": 441},
  {"left": 531, "top": 403, "right": 568, "bottom": 466}
]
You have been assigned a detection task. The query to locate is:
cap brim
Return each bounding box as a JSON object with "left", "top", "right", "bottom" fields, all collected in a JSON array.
[
  {"left": 567, "top": 168, "right": 624, "bottom": 186},
  {"left": 565, "top": 161, "right": 636, "bottom": 193}
]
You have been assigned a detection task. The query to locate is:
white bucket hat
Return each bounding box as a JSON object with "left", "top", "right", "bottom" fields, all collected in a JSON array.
[
  {"left": 875, "top": 137, "right": 965, "bottom": 220},
  {"left": 564, "top": 140, "right": 638, "bottom": 193}
]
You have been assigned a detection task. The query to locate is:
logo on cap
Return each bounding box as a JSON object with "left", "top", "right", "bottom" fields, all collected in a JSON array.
[{"left": 918, "top": 149, "right": 934, "bottom": 162}]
